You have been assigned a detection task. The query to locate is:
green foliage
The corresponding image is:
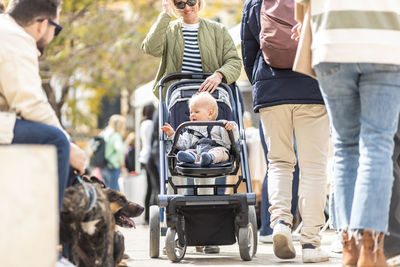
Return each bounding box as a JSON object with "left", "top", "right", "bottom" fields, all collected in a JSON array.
[
  {"left": 2, "top": 0, "right": 243, "bottom": 129},
  {"left": 41, "top": 0, "right": 160, "bottom": 128}
]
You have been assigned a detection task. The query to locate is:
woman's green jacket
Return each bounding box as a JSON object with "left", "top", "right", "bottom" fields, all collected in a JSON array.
[{"left": 141, "top": 12, "right": 242, "bottom": 99}]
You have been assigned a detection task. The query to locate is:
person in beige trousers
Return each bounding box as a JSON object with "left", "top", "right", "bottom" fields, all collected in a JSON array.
[{"left": 241, "top": 0, "right": 330, "bottom": 262}]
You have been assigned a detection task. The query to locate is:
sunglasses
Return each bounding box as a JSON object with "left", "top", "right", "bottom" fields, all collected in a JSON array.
[
  {"left": 174, "top": 0, "right": 197, "bottom": 10},
  {"left": 37, "top": 18, "right": 63, "bottom": 36}
]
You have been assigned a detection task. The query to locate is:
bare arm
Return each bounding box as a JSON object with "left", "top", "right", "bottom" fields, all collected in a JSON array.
[{"left": 70, "top": 143, "right": 86, "bottom": 175}]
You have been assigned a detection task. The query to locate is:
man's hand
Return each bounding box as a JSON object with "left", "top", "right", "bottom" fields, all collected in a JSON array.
[
  {"left": 199, "top": 72, "right": 223, "bottom": 93},
  {"left": 224, "top": 120, "right": 235, "bottom": 131},
  {"left": 70, "top": 142, "right": 86, "bottom": 175},
  {"left": 291, "top": 22, "right": 302, "bottom": 41},
  {"left": 161, "top": 123, "right": 175, "bottom": 137}
]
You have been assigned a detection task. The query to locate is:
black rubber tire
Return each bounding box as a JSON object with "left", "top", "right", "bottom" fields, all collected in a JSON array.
[
  {"left": 149, "top": 205, "right": 160, "bottom": 258},
  {"left": 248, "top": 205, "right": 258, "bottom": 256},
  {"left": 165, "top": 228, "right": 186, "bottom": 262},
  {"left": 238, "top": 225, "right": 254, "bottom": 261}
]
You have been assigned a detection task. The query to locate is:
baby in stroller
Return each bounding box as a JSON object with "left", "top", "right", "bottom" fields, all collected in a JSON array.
[{"left": 161, "top": 92, "right": 239, "bottom": 167}]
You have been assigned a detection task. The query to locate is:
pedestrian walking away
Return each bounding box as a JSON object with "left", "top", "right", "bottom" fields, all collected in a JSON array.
[
  {"left": 241, "top": 0, "right": 331, "bottom": 263},
  {"left": 293, "top": 0, "right": 400, "bottom": 266}
]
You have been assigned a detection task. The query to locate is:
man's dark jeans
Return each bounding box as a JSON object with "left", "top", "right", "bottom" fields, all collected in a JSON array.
[{"left": 12, "top": 119, "right": 70, "bottom": 212}]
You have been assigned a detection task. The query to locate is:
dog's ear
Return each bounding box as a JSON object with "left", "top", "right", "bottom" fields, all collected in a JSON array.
[
  {"left": 104, "top": 188, "right": 126, "bottom": 203},
  {"left": 90, "top": 176, "right": 107, "bottom": 188}
]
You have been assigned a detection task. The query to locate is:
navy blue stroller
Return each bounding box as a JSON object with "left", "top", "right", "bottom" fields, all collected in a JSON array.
[{"left": 149, "top": 73, "right": 257, "bottom": 262}]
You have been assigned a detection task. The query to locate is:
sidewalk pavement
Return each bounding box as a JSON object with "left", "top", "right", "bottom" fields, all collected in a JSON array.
[{"left": 119, "top": 225, "right": 342, "bottom": 267}]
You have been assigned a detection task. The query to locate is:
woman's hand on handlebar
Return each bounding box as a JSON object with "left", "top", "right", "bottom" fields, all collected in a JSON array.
[{"left": 199, "top": 72, "right": 223, "bottom": 93}]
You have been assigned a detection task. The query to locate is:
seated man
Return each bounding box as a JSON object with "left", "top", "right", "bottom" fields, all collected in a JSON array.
[{"left": 0, "top": 0, "right": 86, "bottom": 213}]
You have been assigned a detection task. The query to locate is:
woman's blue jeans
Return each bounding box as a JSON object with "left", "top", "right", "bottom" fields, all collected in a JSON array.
[
  {"left": 315, "top": 63, "right": 400, "bottom": 232},
  {"left": 12, "top": 119, "right": 70, "bottom": 212},
  {"left": 101, "top": 167, "right": 121, "bottom": 191}
]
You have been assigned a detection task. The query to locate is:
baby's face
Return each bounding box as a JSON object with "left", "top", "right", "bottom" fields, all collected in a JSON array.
[{"left": 189, "top": 103, "right": 214, "bottom": 121}]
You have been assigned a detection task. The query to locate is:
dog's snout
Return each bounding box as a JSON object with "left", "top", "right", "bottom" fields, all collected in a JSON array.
[{"left": 135, "top": 204, "right": 144, "bottom": 216}]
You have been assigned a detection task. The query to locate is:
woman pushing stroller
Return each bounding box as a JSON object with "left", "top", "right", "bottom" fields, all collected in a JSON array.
[
  {"left": 161, "top": 92, "right": 239, "bottom": 167},
  {"left": 141, "top": 0, "right": 241, "bottom": 98}
]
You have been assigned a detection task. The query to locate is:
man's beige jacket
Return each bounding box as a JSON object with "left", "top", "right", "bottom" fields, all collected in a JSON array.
[{"left": 0, "top": 14, "right": 67, "bottom": 144}]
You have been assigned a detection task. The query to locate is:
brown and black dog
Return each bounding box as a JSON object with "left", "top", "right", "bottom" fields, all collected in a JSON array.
[{"left": 61, "top": 175, "right": 144, "bottom": 267}]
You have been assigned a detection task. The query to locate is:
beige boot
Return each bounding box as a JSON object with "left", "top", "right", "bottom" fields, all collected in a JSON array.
[
  {"left": 342, "top": 232, "right": 359, "bottom": 267},
  {"left": 357, "top": 230, "right": 388, "bottom": 267}
]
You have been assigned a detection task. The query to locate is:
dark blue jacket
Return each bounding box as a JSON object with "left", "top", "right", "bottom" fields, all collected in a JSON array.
[{"left": 240, "top": 0, "right": 324, "bottom": 113}]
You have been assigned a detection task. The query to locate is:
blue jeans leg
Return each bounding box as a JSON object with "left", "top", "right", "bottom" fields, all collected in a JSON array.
[
  {"left": 315, "top": 63, "right": 400, "bottom": 232},
  {"left": 101, "top": 167, "right": 120, "bottom": 191},
  {"left": 12, "top": 119, "right": 70, "bottom": 213}
]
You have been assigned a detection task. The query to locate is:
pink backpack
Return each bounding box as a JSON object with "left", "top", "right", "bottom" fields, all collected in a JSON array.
[{"left": 260, "top": 0, "right": 298, "bottom": 69}]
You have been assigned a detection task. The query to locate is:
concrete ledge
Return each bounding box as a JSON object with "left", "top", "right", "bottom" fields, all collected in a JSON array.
[{"left": 0, "top": 145, "right": 58, "bottom": 267}]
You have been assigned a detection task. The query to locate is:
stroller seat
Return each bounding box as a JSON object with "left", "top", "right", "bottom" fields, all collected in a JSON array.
[
  {"left": 175, "top": 155, "right": 235, "bottom": 177},
  {"left": 165, "top": 78, "right": 240, "bottom": 179}
]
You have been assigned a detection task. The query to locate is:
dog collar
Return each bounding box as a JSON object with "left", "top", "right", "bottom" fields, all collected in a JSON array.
[{"left": 76, "top": 175, "right": 98, "bottom": 212}]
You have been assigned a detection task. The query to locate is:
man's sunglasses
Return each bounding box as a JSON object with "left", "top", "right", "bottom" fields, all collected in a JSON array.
[
  {"left": 174, "top": 0, "right": 197, "bottom": 10},
  {"left": 37, "top": 18, "right": 63, "bottom": 36}
]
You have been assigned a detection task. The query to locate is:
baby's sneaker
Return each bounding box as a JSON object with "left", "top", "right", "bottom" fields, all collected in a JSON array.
[
  {"left": 177, "top": 151, "right": 196, "bottom": 163},
  {"left": 200, "top": 153, "right": 213, "bottom": 167}
]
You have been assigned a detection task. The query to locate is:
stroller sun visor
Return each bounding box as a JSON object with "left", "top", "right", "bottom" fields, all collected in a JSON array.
[{"left": 167, "top": 84, "right": 232, "bottom": 111}]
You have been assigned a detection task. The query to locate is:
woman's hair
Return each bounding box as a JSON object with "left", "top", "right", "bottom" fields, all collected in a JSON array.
[
  {"left": 142, "top": 103, "right": 155, "bottom": 121},
  {"left": 107, "top": 114, "right": 126, "bottom": 136},
  {"left": 6, "top": 0, "right": 61, "bottom": 26},
  {"left": 169, "top": 0, "right": 206, "bottom": 18},
  {"left": 189, "top": 92, "right": 218, "bottom": 119}
]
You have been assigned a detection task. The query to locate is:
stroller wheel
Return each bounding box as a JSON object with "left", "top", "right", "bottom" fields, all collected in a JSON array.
[
  {"left": 149, "top": 205, "right": 160, "bottom": 258},
  {"left": 165, "top": 228, "right": 187, "bottom": 262},
  {"left": 238, "top": 224, "right": 254, "bottom": 261},
  {"left": 249, "top": 206, "right": 258, "bottom": 256}
]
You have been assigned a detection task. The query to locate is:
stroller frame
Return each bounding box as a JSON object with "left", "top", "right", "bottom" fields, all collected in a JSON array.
[{"left": 149, "top": 73, "right": 257, "bottom": 262}]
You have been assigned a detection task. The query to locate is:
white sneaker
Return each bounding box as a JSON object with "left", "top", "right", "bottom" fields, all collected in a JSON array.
[
  {"left": 330, "top": 232, "right": 343, "bottom": 253},
  {"left": 55, "top": 258, "right": 76, "bottom": 267},
  {"left": 259, "top": 234, "right": 273, "bottom": 243},
  {"left": 261, "top": 233, "right": 299, "bottom": 243},
  {"left": 292, "top": 232, "right": 300, "bottom": 242},
  {"left": 387, "top": 254, "right": 400, "bottom": 267},
  {"left": 302, "top": 246, "right": 330, "bottom": 263},
  {"left": 272, "top": 221, "right": 296, "bottom": 259}
]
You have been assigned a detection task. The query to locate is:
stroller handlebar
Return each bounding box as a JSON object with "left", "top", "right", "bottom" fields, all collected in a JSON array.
[{"left": 159, "top": 73, "right": 214, "bottom": 87}]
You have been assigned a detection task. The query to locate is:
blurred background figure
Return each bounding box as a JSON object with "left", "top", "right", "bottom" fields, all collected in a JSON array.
[
  {"left": 139, "top": 103, "right": 155, "bottom": 223},
  {"left": 100, "top": 114, "right": 126, "bottom": 191},
  {"left": 124, "top": 132, "right": 136, "bottom": 174},
  {"left": 146, "top": 108, "right": 161, "bottom": 215}
]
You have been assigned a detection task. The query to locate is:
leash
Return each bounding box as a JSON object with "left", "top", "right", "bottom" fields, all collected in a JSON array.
[{"left": 76, "top": 175, "right": 97, "bottom": 212}]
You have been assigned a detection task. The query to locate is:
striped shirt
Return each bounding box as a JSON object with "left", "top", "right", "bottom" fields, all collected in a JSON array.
[
  {"left": 182, "top": 22, "right": 202, "bottom": 73},
  {"left": 309, "top": 0, "right": 400, "bottom": 66}
]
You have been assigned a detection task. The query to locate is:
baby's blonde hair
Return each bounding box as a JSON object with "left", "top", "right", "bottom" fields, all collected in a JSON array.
[
  {"left": 189, "top": 92, "right": 218, "bottom": 120},
  {"left": 169, "top": 0, "right": 206, "bottom": 18}
]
